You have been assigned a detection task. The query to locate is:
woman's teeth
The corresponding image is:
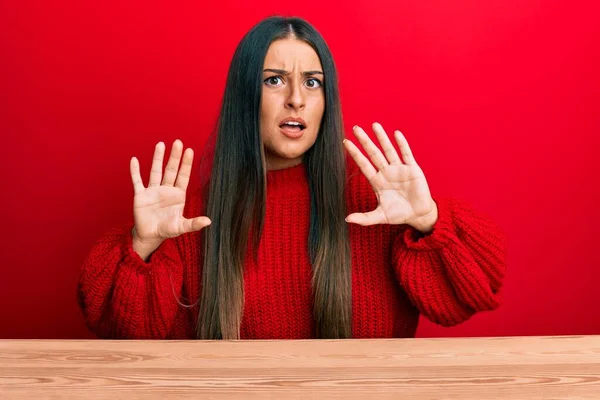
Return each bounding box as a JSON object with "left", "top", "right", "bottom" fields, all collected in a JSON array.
[{"left": 281, "top": 122, "right": 305, "bottom": 130}]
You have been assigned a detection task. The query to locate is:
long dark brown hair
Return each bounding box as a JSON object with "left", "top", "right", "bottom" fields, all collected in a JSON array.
[{"left": 197, "top": 16, "right": 351, "bottom": 340}]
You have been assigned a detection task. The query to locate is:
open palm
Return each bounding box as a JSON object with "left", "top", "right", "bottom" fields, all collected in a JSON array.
[
  {"left": 344, "top": 123, "right": 436, "bottom": 227},
  {"left": 130, "top": 140, "right": 211, "bottom": 243}
]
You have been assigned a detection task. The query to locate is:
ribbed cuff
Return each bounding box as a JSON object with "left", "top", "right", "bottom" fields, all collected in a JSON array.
[
  {"left": 122, "top": 226, "right": 177, "bottom": 274},
  {"left": 401, "top": 197, "right": 458, "bottom": 251}
]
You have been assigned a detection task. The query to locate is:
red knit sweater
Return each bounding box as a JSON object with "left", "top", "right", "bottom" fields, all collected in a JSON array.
[{"left": 77, "top": 161, "right": 507, "bottom": 339}]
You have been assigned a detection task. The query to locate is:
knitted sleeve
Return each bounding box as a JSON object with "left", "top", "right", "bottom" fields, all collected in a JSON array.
[
  {"left": 76, "top": 189, "right": 202, "bottom": 339},
  {"left": 392, "top": 196, "right": 507, "bottom": 326}
]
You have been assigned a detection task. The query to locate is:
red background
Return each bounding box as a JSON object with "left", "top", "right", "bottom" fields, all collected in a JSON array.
[{"left": 1, "top": 1, "right": 599, "bottom": 339}]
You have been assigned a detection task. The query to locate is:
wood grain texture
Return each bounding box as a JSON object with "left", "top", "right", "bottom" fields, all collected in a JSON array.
[{"left": 1, "top": 336, "right": 599, "bottom": 399}]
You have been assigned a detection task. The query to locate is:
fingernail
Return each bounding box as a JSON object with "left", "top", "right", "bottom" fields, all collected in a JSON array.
[{"left": 353, "top": 125, "right": 358, "bottom": 130}]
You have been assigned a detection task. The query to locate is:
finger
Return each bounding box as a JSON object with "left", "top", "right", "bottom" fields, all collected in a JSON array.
[
  {"left": 343, "top": 138, "right": 377, "bottom": 181},
  {"left": 175, "top": 148, "right": 194, "bottom": 192},
  {"left": 162, "top": 139, "right": 184, "bottom": 186},
  {"left": 373, "top": 122, "right": 401, "bottom": 165},
  {"left": 346, "top": 209, "right": 387, "bottom": 226},
  {"left": 353, "top": 125, "right": 389, "bottom": 170},
  {"left": 394, "top": 130, "right": 417, "bottom": 165},
  {"left": 182, "top": 216, "right": 212, "bottom": 234},
  {"left": 130, "top": 157, "right": 145, "bottom": 195},
  {"left": 148, "top": 142, "right": 165, "bottom": 187}
]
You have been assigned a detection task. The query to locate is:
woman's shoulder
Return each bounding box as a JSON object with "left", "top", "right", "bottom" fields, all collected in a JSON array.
[{"left": 345, "top": 155, "right": 378, "bottom": 213}]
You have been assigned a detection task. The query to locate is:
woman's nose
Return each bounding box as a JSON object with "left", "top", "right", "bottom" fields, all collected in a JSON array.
[{"left": 285, "top": 83, "right": 305, "bottom": 110}]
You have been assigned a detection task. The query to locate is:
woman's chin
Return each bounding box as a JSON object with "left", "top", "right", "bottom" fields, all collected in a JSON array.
[{"left": 275, "top": 144, "right": 311, "bottom": 159}]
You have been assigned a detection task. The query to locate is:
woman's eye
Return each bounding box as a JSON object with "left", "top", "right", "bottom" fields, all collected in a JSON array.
[
  {"left": 265, "top": 76, "right": 283, "bottom": 86},
  {"left": 305, "top": 78, "right": 322, "bottom": 88}
]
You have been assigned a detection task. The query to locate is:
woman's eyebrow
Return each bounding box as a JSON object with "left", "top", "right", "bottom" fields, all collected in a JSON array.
[{"left": 264, "top": 68, "right": 324, "bottom": 77}]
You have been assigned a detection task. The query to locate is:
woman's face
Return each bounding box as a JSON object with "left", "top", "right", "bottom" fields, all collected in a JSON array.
[{"left": 260, "top": 38, "right": 325, "bottom": 170}]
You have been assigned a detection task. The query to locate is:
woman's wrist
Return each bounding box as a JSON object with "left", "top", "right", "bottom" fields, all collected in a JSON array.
[{"left": 131, "top": 227, "right": 163, "bottom": 262}]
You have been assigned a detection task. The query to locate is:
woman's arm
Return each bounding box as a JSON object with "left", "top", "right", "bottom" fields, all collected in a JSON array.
[
  {"left": 77, "top": 190, "right": 202, "bottom": 339},
  {"left": 392, "top": 196, "right": 507, "bottom": 326}
]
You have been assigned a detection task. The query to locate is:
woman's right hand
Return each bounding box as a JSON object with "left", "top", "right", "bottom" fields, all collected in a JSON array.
[{"left": 129, "top": 139, "right": 211, "bottom": 260}]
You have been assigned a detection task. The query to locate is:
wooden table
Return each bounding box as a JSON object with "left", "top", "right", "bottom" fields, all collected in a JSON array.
[{"left": 1, "top": 335, "right": 599, "bottom": 399}]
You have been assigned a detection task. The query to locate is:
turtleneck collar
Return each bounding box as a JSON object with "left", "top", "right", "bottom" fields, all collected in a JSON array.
[{"left": 266, "top": 162, "right": 307, "bottom": 187}]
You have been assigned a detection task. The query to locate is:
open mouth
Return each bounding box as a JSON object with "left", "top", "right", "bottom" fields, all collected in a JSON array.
[{"left": 279, "top": 121, "right": 306, "bottom": 131}]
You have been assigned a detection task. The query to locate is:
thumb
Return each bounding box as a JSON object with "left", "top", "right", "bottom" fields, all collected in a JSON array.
[
  {"left": 182, "top": 216, "right": 212, "bottom": 233},
  {"left": 346, "top": 209, "right": 386, "bottom": 226}
]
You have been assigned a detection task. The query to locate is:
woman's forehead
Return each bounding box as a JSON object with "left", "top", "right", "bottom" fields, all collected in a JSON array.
[{"left": 264, "top": 39, "right": 322, "bottom": 71}]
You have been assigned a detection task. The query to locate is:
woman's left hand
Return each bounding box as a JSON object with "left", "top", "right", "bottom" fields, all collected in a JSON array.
[{"left": 344, "top": 123, "right": 439, "bottom": 233}]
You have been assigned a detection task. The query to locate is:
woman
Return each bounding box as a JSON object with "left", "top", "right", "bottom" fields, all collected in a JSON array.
[{"left": 77, "top": 16, "right": 506, "bottom": 340}]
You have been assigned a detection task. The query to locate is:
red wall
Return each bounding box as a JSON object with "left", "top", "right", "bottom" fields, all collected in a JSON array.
[{"left": 1, "top": 1, "right": 599, "bottom": 339}]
